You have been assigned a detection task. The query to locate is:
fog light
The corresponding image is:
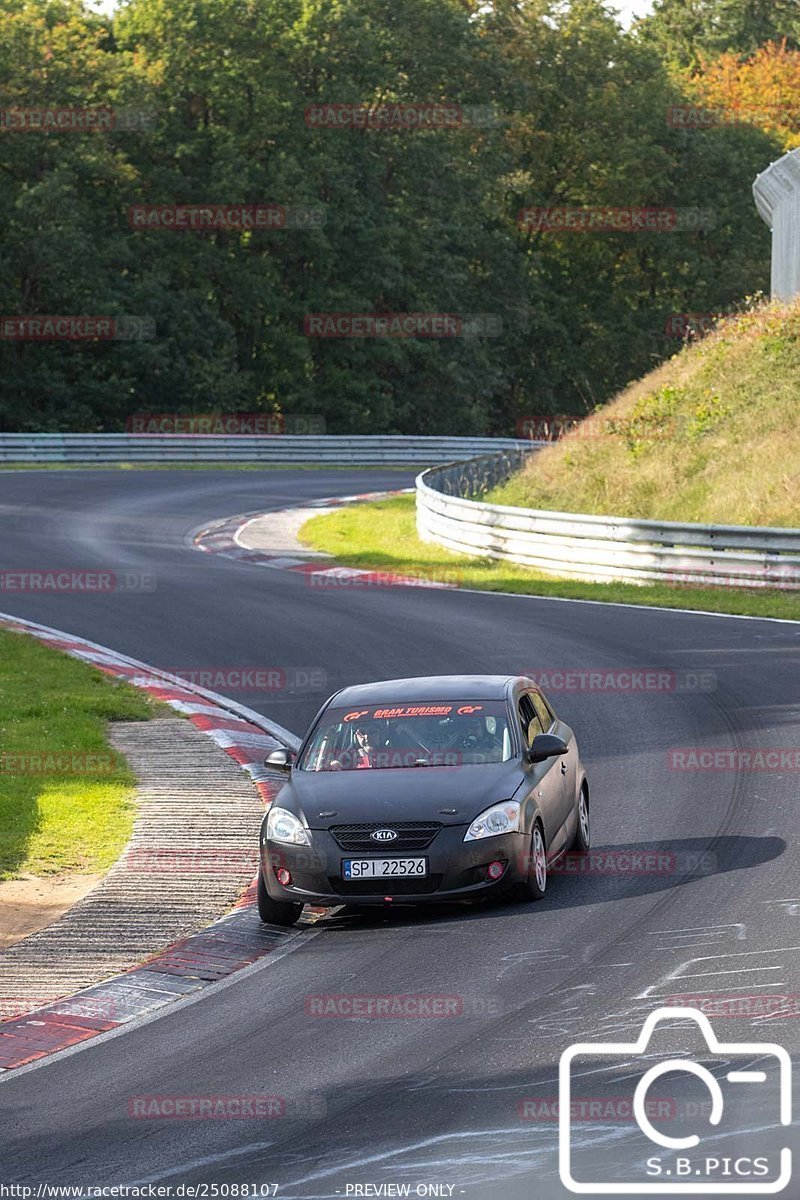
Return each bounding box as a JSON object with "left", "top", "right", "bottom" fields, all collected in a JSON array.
[
  {"left": 276, "top": 868, "right": 292, "bottom": 886},
  {"left": 487, "top": 860, "right": 506, "bottom": 881}
]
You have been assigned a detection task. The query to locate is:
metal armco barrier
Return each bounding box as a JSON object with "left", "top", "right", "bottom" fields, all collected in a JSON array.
[
  {"left": 417, "top": 451, "right": 800, "bottom": 590},
  {"left": 0, "top": 433, "right": 531, "bottom": 465}
]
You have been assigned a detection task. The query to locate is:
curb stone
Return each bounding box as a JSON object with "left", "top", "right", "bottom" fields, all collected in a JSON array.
[{"left": 192, "top": 489, "right": 459, "bottom": 590}]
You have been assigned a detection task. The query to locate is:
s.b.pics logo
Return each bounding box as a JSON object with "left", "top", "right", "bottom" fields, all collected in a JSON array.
[{"left": 559, "top": 1007, "right": 792, "bottom": 1193}]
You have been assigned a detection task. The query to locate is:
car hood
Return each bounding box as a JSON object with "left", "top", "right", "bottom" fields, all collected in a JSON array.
[{"left": 274, "top": 761, "right": 526, "bottom": 828}]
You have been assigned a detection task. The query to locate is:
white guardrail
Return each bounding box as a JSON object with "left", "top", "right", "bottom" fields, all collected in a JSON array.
[
  {"left": 416, "top": 450, "right": 800, "bottom": 590},
  {"left": 0, "top": 433, "right": 531, "bottom": 465}
]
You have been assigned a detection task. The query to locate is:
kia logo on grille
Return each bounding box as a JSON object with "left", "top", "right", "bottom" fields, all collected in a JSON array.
[{"left": 371, "top": 828, "right": 398, "bottom": 842}]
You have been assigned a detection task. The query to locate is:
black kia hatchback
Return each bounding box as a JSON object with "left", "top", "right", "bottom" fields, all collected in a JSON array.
[{"left": 258, "top": 675, "right": 589, "bottom": 924}]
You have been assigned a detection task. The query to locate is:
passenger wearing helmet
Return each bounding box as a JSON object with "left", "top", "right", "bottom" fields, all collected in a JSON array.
[{"left": 457, "top": 714, "right": 501, "bottom": 760}]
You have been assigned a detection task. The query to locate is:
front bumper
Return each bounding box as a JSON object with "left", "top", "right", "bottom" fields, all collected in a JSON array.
[{"left": 261, "top": 826, "right": 529, "bottom": 906}]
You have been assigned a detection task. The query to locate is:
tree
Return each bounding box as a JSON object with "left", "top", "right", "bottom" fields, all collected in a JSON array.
[
  {"left": 0, "top": 0, "right": 154, "bottom": 430},
  {"left": 484, "top": 0, "right": 773, "bottom": 421},
  {"left": 111, "top": 0, "right": 529, "bottom": 433},
  {"left": 636, "top": 0, "right": 800, "bottom": 70},
  {"left": 683, "top": 40, "right": 800, "bottom": 150},
  {"left": 0, "top": 0, "right": 776, "bottom": 433}
]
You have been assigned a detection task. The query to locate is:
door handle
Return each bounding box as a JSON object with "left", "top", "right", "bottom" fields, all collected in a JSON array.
[{"left": 560, "top": 762, "right": 568, "bottom": 775}]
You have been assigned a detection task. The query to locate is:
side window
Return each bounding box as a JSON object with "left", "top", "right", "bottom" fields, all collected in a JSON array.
[
  {"left": 531, "top": 691, "right": 554, "bottom": 732},
  {"left": 517, "top": 695, "right": 544, "bottom": 748}
]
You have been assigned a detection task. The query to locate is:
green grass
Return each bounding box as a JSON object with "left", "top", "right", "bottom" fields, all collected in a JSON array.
[
  {"left": 489, "top": 299, "right": 800, "bottom": 527},
  {"left": 299, "top": 495, "right": 800, "bottom": 621},
  {"left": 0, "top": 629, "right": 169, "bottom": 879}
]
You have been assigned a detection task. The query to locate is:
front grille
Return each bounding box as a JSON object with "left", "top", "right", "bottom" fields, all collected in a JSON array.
[
  {"left": 330, "top": 821, "right": 442, "bottom": 852},
  {"left": 330, "top": 875, "right": 444, "bottom": 896}
]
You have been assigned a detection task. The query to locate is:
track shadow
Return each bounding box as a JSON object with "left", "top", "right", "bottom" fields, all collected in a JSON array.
[{"left": 318, "top": 835, "right": 785, "bottom": 930}]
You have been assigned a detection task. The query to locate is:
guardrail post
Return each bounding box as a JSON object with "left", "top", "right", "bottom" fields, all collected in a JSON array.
[{"left": 753, "top": 147, "right": 800, "bottom": 301}]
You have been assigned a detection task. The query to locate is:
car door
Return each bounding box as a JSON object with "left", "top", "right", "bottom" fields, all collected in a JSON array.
[
  {"left": 516, "top": 693, "right": 566, "bottom": 856},
  {"left": 531, "top": 688, "right": 577, "bottom": 827},
  {"left": 522, "top": 690, "right": 574, "bottom": 857}
]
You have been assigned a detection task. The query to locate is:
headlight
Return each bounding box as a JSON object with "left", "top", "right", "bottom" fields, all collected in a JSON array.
[
  {"left": 464, "top": 800, "right": 521, "bottom": 842},
  {"left": 266, "top": 806, "right": 310, "bottom": 846}
]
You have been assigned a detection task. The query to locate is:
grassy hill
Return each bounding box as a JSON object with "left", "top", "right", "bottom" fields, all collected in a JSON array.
[{"left": 490, "top": 301, "right": 800, "bottom": 528}]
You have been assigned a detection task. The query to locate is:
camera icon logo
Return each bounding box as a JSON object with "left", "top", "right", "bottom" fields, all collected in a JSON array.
[{"left": 558, "top": 1006, "right": 792, "bottom": 1194}]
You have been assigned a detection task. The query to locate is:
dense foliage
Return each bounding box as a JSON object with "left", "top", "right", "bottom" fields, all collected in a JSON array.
[{"left": 0, "top": 0, "right": 789, "bottom": 433}]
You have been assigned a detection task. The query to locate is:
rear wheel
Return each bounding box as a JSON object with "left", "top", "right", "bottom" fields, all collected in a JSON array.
[
  {"left": 257, "top": 870, "right": 303, "bottom": 926},
  {"left": 570, "top": 785, "right": 590, "bottom": 853}
]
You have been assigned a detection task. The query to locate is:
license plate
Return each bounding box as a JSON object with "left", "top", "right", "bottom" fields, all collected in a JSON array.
[{"left": 342, "top": 858, "right": 427, "bottom": 880}]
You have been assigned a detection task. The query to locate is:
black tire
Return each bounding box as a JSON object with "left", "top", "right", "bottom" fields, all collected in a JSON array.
[
  {"left": 509, "top": 821, "right": 548, "bottom": 902},
  {"left": 257, "top": 870, "right": 303, "bottom": 926},
  {"left": 570, "top": 785, "right": 590, "bottom": 853}
]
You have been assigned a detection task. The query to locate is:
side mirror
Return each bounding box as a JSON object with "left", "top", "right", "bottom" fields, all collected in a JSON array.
[
  {"left": 264, "top": 747, "right": 294, "bottom": 773},
  {"left": 527, "top": 733, "right": 568, "bottom": 764}
]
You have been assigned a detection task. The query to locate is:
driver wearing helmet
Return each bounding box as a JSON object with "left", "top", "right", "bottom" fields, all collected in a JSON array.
[
  {"left": 330, "top": 722, "right": 377, "bottom": 770},
  {"left": 352, "top": 723, "right": 376, "bottom": 769}
]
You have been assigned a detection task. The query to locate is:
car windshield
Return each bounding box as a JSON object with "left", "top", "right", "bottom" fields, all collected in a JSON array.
[{"left": 298, "top": 701, "right": 513, "bottom": 771}]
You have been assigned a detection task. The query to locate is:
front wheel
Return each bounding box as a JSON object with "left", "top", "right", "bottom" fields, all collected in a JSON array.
[
  {"left": 570, "top": 786, "right": 590, "bottom": 853},
  {"left": 509, "top": 822, "right": 547, "bottom": 902},
  {"left": 257, "top": 869, "right": 303, "bottom": 926}
]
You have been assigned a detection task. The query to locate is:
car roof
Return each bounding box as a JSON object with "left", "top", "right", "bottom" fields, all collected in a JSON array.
[{"left": 330, "top": 675, "right": 517, "bottom": 705}]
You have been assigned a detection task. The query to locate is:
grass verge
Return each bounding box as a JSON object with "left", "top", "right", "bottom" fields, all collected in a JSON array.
[
  {"left": 0, "top": 629, "right": 169, "bottom": 879},
  {"left": 299, "top": 495, "right": 799, "bottom": 622},
  {"left": 488, "top": 300, "right": 800, "bottom": 527}
]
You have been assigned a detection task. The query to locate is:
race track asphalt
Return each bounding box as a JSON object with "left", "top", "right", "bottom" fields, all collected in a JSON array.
[{"left": 0, "top": 469, "right": 798, "bottom": 1199}]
